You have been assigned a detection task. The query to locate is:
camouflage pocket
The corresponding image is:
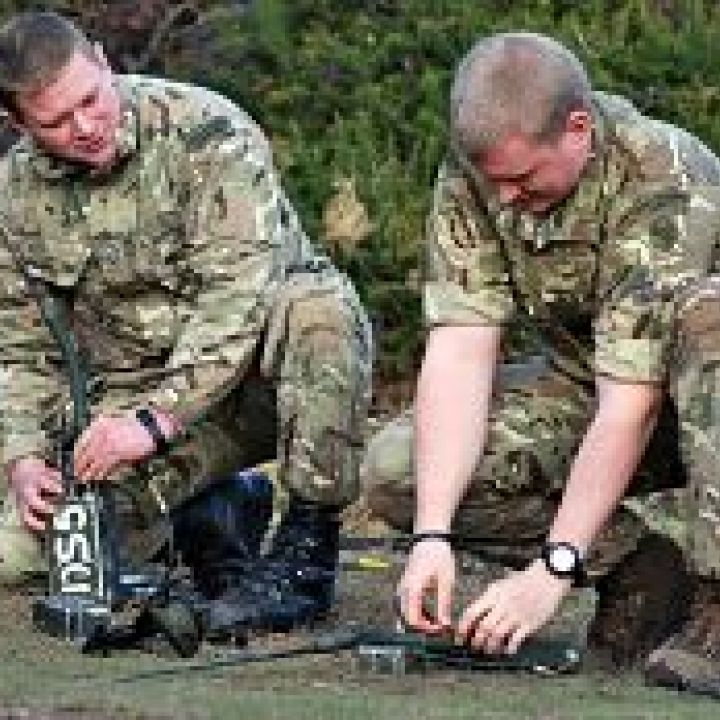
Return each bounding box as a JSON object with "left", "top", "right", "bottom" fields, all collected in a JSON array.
[{"left": 0, "top": 493, "right": 45, "bottom": 585}]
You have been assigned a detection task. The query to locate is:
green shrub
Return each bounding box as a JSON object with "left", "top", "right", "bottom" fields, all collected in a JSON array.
[
  {"left": 163, "top": 0, "right": 720, "bottom": 381},
  {"left": 5, "top": 0, "right": 720, "bottom": 382}
]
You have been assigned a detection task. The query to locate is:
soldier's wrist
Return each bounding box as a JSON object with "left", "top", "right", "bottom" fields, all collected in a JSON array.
[
  {"left": 410, "top": 530, "right": 454, "bottom": 550},
  {"left": 148, "top": 407, "right": 181, "bottom": 442},
  {"left": 135, "top": 408, "right": 171, "bottom": 455}
]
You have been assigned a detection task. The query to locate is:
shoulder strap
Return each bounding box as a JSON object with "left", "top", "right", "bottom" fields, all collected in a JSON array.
[{"left": 0, "top": 230, "right": 89, "bottom": 438}]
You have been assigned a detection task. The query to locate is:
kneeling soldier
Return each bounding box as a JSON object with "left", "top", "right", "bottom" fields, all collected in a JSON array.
[
  {"left": 363, "top": 32, "right": 720, "bottom": 693},
  {"left": 0, "top": 11, "right": 371, "bottom": 631}
]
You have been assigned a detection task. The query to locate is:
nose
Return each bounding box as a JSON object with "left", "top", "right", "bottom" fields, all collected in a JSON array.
[
  {"left": 496, "top": 182, "right": 523, "bottom": 206},
  {"left": 72, "top": 110, "right": 95, "bottom": 138}
]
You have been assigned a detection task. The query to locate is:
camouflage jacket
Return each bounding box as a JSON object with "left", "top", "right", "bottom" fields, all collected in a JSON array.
[
  {"left": 426, "top": 91, "right": 720, "bottom": 386},
  {"left": 0, "top": 75, "right": 324, "bottom": 476}
]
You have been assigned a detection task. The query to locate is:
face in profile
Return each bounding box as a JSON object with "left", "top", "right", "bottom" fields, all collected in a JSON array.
[
  {"left": 12, "top": 45, "right": 121, "bottom": 170},
  {"left": 471, "top": 111, "right": 593, "bottom": 215}
]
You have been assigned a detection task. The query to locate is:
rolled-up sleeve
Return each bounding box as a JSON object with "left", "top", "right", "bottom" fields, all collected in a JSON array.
[
  {"left": 0, "top": 240, "right": 60, "bottom": 479},
  {"left": 595, "top": 185, "right": 720, "bottom": 383}
]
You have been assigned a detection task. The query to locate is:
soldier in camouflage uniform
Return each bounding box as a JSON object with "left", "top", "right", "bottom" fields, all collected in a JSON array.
[
  {"left": 0, "top": 12, "right": 371, "bottom": 630},
  {"left": 362, "top": 32, "right": 720, "bottom": 692}
]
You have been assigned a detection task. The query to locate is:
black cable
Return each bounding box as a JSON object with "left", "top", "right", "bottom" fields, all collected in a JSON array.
[{"left": 79, "top": 627, "right": 366, "bottom": 684}]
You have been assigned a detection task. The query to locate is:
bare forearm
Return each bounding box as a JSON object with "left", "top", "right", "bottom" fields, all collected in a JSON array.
[
  {"left": 548, "top": 398, "right": 660, "bottom": 554},
  {"left": 414, "top": 326, "right": 501, "bottom": 533}
]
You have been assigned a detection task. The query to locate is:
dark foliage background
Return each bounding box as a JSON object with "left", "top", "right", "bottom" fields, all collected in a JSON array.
[{"left": 3, "top": 0, "right": 720, "bottom": 388}]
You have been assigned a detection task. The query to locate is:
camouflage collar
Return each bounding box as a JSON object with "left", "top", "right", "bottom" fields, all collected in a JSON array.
[{"left": 26, "top": 76, "right": 139, "bottom": 181}]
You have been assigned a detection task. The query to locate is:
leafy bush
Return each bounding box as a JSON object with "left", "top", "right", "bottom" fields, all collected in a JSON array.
[
  {"left": 5, "top": 0, "right": 720, "bottom": 382},
  {"left": 163, "top": 0, "right": 720, "bottom": 381}
]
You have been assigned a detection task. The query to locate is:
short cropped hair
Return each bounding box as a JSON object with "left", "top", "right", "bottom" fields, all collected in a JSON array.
[
  {"left": 0, "top": 11, "right": 93, "bottom": 110},
  {"left": 450, "top": 32, "right": 593, "bottom": 155}
]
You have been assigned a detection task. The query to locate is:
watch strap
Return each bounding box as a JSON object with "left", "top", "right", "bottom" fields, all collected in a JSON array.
[
  {"left": 541, "top": 541, "right": 586, "bottom": 587},
  {"left": 135, "top": 407, "right": 169, "bottom": 455},
  {"left": 410, "top": 531, "right": 454, "bottom": 549}
]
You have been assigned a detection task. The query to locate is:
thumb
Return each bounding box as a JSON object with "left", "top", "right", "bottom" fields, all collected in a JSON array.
[
  {"left": 41, "top": 467, "right": 63, "bottom": 492},
  {"left": 436, "top": 573, "right": 453, "bottom": 628}
]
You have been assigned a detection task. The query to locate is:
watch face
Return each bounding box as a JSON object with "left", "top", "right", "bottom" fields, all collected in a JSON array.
[{"left": 549, "top": 546, "right": 576, "bottom": 573}]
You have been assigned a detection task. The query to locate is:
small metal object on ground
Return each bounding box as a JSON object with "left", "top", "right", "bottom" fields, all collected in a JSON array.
[{"left": 354, "top": 643, "right": 409, "bottom": 675}]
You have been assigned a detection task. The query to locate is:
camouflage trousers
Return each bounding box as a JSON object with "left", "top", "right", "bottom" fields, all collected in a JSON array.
[
  {"left": 363, "top": 277, "right": 720, "bottom": 582},
  {"left": 0, "top": 267, "right": 372, "bottom": 584}
]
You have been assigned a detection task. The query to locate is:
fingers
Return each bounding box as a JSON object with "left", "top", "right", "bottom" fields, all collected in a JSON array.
[
  {"left": 26, "top": 488, "right": 55, "bottom": 518},
  {"left": 21, "top": 506, "right": 46, "bottom": 532},
  {"left": 74, "top": 423, "right": 103, "bottom": 483},
  {"left": 487, "top": 617, "right": 518, "bottom": 655},
  {"left": 397, "top": 542, "right": 456, "bottom": 635},
  {"left": 21, "top": 485, "right": 55, "bottom": 532},
  {"left": 14, "top": 464, "right": 63, "bottom": 533},
  {"left": 467, "top": 605, "right": 503, "bottom": 651},
  {"left": 402, "top": 583, "right": 440, "bottom": 635},
  {"left": 436, "top": 574, "right": 454, "bottom": 629},
  {"left": 476, "top": 612, "right": 518, "bottom": 654},
  {"left": 399, "top": 575, "right": 453, "bottom": 637},
  {"left": 83, "top": 457, "right": 112, "bottom": 483},
  {"left": 456, "top": 586, "right": 496, "bottom": 643},
  {"left": 74, "top": 417, "right": 116, "bottom": 482},
  {"left": 456, "top": 570, "right": 554, "bottom": 655},
  {"left": 506, "top": 624, "right": 532, "bottom": 655},
  {"left": 456, "top": 584, "right": 524, "bottom": 654},
  {"left": 459, "top": 606, "right": 521, "bottom": 655},
  {"left": 39, "top": 470, "right": 62, "bottom": 497},
  {"left": 73, "top": 423, "right": 95, "bottom": 472}
]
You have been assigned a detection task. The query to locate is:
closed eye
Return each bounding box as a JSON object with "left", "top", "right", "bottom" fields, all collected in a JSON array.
[{"left": 81, "top": 90, "right": 98, "bottom": 108}]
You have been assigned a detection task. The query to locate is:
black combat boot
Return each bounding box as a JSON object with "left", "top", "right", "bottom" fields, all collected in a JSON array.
[
  {"left": 170, "top": 469, "right": 274, "bottom": 599},
  {"left": 208, "top": 491, "right": 341, "bottom": 633}
]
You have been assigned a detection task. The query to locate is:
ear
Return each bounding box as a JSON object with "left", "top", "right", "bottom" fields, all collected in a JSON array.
[{"left": 565, "top": 109, "right": 592, "bottom": 136}]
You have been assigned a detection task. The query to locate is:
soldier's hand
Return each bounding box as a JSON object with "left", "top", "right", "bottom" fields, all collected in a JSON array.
[
  {"left": 456, "top": 559, "right": 571, "bottom": 654},
  {"left": 397, "top": 538, "right": 455, "bottom": 635},
  {"left": 9, "top": 457, "right": 62, "bottom": 532},
  {"left": 74, "top": 413, "right": 155, "bottom": 483}
]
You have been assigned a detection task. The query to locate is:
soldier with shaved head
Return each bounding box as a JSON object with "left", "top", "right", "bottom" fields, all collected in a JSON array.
[{"left": 363, "top": 32, "right": 720, "bottom": 693}]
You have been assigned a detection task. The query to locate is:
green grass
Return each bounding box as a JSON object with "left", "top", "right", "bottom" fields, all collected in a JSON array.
[
  {"left": 3, "top": 662, "right": 719, "bottom": 719},
  {"left": 1, "top": 593, "right": 717, "bottom": 720}
]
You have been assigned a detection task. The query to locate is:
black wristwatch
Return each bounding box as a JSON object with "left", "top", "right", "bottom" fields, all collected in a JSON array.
[
  {"left": 135, "top": 407, "right": 170, "bottom": 455},
  {"left": 540, "top": 542, "right": 586, "bottom": 587}
]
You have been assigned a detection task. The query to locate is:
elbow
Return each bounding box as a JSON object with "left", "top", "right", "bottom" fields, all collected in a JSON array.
[{"left": 595, "top": 379, "right": 664, "bottom": 432}]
